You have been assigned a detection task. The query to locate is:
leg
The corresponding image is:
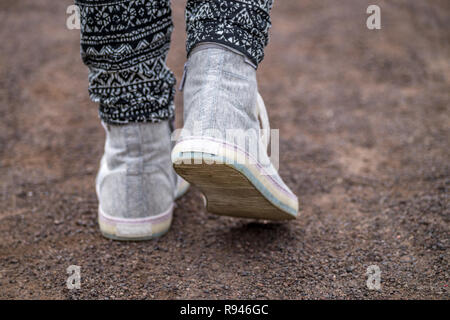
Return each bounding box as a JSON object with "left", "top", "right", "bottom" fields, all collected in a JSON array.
[
  {"left": 185, "top": 0, "right": 273, "bottom": 67},
  {"left": 76, "top": 0, "right": 175, "bottom": 124},
  {"left": 76, "top": 0, "right": 188, "bottom": 240},
  {"left": 173, "top": 0, "right": 299, "bottom": 220}
]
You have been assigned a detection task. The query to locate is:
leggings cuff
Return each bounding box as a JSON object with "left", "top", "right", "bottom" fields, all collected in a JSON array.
[
  {"left": 185, "top": 0, "right": 272, "bottom": 67},
  {"left": 98, "top": 101, "right": 175, "bottom": 125}
]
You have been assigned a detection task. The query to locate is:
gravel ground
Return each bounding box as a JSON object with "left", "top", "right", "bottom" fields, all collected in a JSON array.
[{"left": 0, "top": 0, "right": 448, "bottom": 299}]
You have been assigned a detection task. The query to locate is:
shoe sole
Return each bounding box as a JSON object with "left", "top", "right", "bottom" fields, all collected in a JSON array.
[
  {"left": 172, "top": 138, "right": 298, "bottom": 220},
  {"left": 98, "top": 205, "right": 173, "bottom": 241}
]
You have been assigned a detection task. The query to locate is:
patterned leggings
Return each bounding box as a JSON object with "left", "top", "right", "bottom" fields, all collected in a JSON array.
[{"left": 75, "top": 0, "right": 273, "bottom": 124}]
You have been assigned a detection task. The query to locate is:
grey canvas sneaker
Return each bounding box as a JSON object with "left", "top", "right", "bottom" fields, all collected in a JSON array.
[
  {"left": 172, "top": 44, "right": 299, "bottom": 220},
  {"left": 96, "top": 121, "right": 189, "bottom": 241}
]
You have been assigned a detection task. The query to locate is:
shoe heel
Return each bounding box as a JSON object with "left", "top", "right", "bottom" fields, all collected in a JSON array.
[{"left": 98, "top": 206, "right": 173, "bottom": 241}]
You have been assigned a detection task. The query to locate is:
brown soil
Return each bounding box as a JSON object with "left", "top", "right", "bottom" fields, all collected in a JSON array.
[{"left": 0, "top": 0, "right": 448, "bottom": 299}]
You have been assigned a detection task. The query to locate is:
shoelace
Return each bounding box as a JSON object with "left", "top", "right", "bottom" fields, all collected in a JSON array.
[{"left": 256, "top": 92, "right": 270, "bottom": 151}]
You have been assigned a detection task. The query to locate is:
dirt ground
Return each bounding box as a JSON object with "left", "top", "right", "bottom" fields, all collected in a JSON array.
[{"left": 0, "top": 0, "right": 448, "bottom": 300}]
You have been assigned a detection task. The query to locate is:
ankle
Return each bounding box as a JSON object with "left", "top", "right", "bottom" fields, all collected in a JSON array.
[{"left": 190, "top": 42, "right": 257, "bottom": 69}]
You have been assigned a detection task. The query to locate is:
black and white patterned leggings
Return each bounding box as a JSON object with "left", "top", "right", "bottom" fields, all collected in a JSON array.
[{"left": 75, "top": 0, "right": 273, "bottom": 124}]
